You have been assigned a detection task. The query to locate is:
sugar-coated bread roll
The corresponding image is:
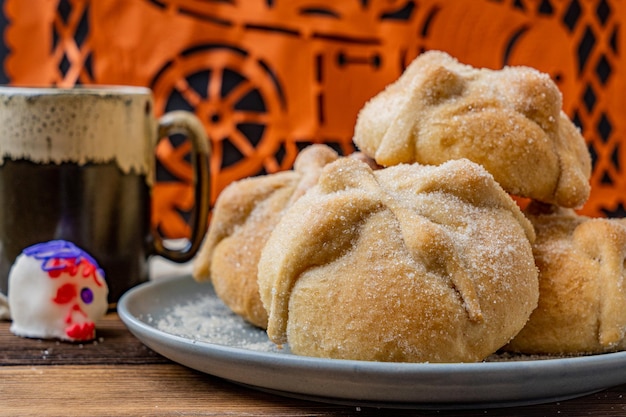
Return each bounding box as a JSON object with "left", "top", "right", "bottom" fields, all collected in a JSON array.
[
  {"left": 353, "top": 50, "right": 591, "bottom": 208},
  {"left": 193, "top": 145, "right": 340, "bottom": 328},
  {"left": 258, "top": 157, "right": 539, "bottom": 363},
  {"left": 505, "top": 203, "right": 626, "bottom": 355}
]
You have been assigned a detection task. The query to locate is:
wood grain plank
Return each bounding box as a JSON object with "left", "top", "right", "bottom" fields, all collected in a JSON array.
[
  {"left": 0, "top": 313, "right": 168, "bottom": 365},
  {"left": 2, "top": 364, "right": 626, "bottom": 416},
  {"left": 0, "top": 364, "right": 387, "bottom": 416}
]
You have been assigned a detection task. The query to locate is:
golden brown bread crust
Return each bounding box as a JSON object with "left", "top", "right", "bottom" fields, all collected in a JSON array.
[
  {"left": 505, "top": 203, "right": 626, "bottom": 355},
  {"left": 192, "top": 144, "right": 340, "bottom": 328},
  {"left": 353, "top": 50, "right": 591, "bottom": 208},
  {"left": 258, "top": 157, "right": 539, "bottom": 363}
]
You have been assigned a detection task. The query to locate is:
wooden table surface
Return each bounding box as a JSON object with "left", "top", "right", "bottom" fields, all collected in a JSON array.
[{"left": 3, "top": 262, "right": 626, "bottom": 416}]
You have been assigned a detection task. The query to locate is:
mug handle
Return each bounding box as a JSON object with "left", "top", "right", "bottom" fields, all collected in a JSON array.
[{"left": 153, "top": 110, "right": 211, "bottom": 263}]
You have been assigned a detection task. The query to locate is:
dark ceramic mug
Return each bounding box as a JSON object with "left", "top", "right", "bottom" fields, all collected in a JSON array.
[{"left": 0, "top": 86, "right": 210, "bottom": 306}]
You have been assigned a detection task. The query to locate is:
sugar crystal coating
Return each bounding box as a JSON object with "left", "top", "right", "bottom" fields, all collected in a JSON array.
[
  {"left": 353, "top": 50, "right": 591, "bottom": 208},
  {"left": 506, "top": 203, "right": 626, "bottom": 355},
  {"left": 258, "top": 158, "right": 539, "bottom": 363}
]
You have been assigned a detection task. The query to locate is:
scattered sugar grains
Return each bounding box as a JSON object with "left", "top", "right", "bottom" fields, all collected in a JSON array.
[
  {"left": 155, "top": 294, "right": 283, "bottom": 353},
  {"left": 154, "top": 294, "right": 584, "bottom": 361}
]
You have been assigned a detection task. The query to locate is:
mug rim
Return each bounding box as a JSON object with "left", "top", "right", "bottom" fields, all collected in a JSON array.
[{"left": 0, "top": 85, "right": 152, "bottom": 96}]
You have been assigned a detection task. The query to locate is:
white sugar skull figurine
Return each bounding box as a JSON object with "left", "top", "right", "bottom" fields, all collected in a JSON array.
[{"left": 8, "top": 240, "right": 108, "bottom": 342}]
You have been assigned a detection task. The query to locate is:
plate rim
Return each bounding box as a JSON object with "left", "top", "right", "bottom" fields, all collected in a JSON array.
[{"left": 118, "top": 274, "right": 626, "bottom": 409}]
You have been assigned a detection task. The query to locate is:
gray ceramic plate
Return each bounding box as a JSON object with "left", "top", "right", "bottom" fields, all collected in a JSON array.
[{"left": 118, "top": 275, "right": 626, "bottom": 409}]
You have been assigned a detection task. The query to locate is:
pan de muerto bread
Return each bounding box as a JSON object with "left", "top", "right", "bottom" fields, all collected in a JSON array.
[
  {"left": 353, "top": 50, "right": 591, "bottom": 208},
  {"left": 506, "top": 202, "right": 626, "bottom": 355},
  {"left": 258, "top": 157, "right": 539, "bottom": 362},
  {"left": 193, "top": 144, "right": 340, "bottom": 328}
]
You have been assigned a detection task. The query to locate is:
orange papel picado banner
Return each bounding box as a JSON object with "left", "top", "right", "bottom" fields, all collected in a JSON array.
[{"left": 2, "top": 0, "right": 625, "bottom": 238}]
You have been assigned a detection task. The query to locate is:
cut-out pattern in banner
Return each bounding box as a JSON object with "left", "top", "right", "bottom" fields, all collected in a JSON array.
[{"left": 2, "top": 0, "right": 625, "bottom": 238}]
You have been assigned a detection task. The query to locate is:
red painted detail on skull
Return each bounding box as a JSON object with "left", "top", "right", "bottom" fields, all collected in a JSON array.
[
  {"left": 80, "top": 261, "right": 101, "bottom": 283},
  {"left": 47, "top": 257, "right": 80, "bottom": 278},
  {"left": 63, "top": 303, "right": 91, "bottom": 339},
  {"left": 46, "top": 257, "right": 103, "bottom": 287},
  {"left": 52, "top": 283, "right": 78, "bottom": 305},
  {"left": 65, "top": 321, "right": 96, "bottom": 341}
]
